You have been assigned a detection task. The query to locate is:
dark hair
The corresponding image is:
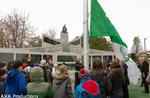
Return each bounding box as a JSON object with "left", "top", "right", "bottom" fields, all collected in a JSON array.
[
  {"left": 46, "top": 58, "right": 53, "bottom": 64},
  {"left": 0, "top": 62, "right": 6, "bottom": 69},
  {"left": 0, "top": 69, "right": 7, "bottom": 77},
  {"left": 13, "top": 60, "right": 22, "bottom": 69},
  {"left": 93, "top": 57, "right": 104, "bottom": 70},
  {"left": 7, "top": 61, "right": 13, "bottom": 71}
]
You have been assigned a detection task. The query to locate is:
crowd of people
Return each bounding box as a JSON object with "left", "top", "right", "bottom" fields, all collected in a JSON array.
[{"left": 0, "top": 56, "right": 149, "bottom": 98}]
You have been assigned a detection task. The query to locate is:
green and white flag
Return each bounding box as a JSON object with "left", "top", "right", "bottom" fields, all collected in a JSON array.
[{"left": 90, "top": 0, "right": 140, "bottom": 84}]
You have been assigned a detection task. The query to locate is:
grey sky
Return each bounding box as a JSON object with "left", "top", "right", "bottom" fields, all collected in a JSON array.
[{"left": 0, "top": 0, "right": 150, "bottom": 51}]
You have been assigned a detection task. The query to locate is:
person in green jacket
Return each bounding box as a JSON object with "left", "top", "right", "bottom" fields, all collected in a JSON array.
[{"left": 27, "top": 67, "right": 54, "bottom": 98}]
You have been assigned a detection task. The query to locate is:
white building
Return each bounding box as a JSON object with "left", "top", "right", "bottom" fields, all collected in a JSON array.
[{"left": 0, "top": 25, "right": 115, "bottom": 69}]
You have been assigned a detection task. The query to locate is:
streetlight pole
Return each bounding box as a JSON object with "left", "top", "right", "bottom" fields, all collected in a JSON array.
[{"left": 144, "top": 38, "right": 147, "bottom": 52}]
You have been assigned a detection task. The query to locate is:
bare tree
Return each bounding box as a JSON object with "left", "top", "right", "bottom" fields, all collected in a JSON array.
[
  {"left": 0, "top": 9, "right": 34, "bottom": 48},
  {"left": 25, "top": 35, "right": 42, "bottom": 48},
  {"left": 131, "top": 36, "right": 143, "bottom": 53},
  {"left": 44, "top": 28, "right": 56, "bottom": 39}
]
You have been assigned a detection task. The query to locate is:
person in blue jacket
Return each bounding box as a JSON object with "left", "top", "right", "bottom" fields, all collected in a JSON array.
[{"left": 4, "top": 60, "right": 26, "bottom": 96}]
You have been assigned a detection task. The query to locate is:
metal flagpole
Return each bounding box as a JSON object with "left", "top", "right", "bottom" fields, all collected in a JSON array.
[{"left": 83, "top": 0, "right": 89, "bottom": 70}]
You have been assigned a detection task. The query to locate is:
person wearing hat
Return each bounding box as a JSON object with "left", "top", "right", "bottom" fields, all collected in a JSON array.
[
  {"left": 75, "top": 68, "right": 101, "bottom": 98},
  {"left": 0, "top": 69, "right": 7, "bottom": 96},
  {"left": 27, "top": 67, "right": 54, "bottom": 98},
  {"left": 53, "top": 64, "right": 73, "bottom": 98},
  {"left": 4, "top": 60, "right": 27, "bottom": 96},
  {"left": 22, "top": 63, "right": 31, "bottom": 83}
]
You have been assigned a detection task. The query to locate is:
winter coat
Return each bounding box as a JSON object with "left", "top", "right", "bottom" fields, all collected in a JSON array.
[
  {"left": 41, "top": 65, "right": 52, "bottom": 83},
  {"left": 138, "top": 61, "right": 149, "bottom": 75},
  {"left": 109, "top": 68, "right": 124, "bottom": 94},
  {"left": 53, "top": 71, "right": 73, "bottom": 98},
  {"left": 90, "top": 70, "right": 112, "bottom": 98},
  {"left": 122, "top": 63, "right": 129, "bottom": 86},
  {"left": 4, "top": 69, "right": 26, "bottom": 96},
  {"left": 75, "top": 77, "right": 101, "bottom": 98},
  {"left": 27, "top": 67, "right": 53, "bottom": 98}
]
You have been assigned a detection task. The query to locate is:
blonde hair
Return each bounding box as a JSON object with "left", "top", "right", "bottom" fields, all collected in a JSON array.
[{"left": 110, "top": 61, "right": 121, "bottom": 69}]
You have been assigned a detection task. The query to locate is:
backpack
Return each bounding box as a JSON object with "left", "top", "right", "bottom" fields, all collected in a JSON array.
[
  {"left": 75, "top": 78, "right": 102, "bottom": 98},
  {"left": 97, "top": 76, "right": 112, "bottom": 97},
  {"left": 90, "top": 72, "right": 112, "bottom": 97}
]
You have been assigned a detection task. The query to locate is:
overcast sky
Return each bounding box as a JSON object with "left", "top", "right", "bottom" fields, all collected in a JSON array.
[{"left": 0, "top": 0, "right": 150, "bottom": 51}]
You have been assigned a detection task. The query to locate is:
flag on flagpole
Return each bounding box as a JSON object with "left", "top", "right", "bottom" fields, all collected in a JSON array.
[{"left": 90, "top": 0, "right": 140, "bottom": 84}]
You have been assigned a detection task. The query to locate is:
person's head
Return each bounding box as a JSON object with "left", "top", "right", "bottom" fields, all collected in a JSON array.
[
  {"left": 33, "top": 63, "right": 40, "bottom": 67},
  {"left": 114, "top": 58, "right": 121, "bottom": 64},
  {"left": 30, "top": 67, "right": 44, "bottom": 82},
  {"left": 55, "top": 64, "right": 69, "bottom": 79},
  {"left": 76, "top": 58, "right": 81, "bottom": 63},
  {"left": 59, "top": 64, "right": 68, "bottom": 73},
  {"left": 48, "top": 58, "right": 53, "bottom": 65},
  {"left": 0, "top": 62, "right": 7, "bottom": 71},
  {"left": 138, "top": 54, "right": 146, "bottom": 63},
  {"left": 7, "top": 61, "right": 13, "bottom": 71},
  {"left": 110, "top": 61, "right": 121, "bottom": 69},
  {"left": 40, "top": 59, "right": 47, "bottom": 66},
  {"left": 22, "top": 63, "right": 27, "bottom": 69},
  {"left": 27, "top": 54, "right": 32, "bottom": 62},
  {"left": 120, "top": 60, "right": 125, "bottom": 65},
  {"left": 79, "top": 68, "right": 89, "bottom": 79},
  {"left": 92, "top": 57, "right": 104, "bottom": 70},
  {"left": 13, "top": 60, "right": 23, "bottom": 71},
  {"left": 0, "top": 69, "right": 7, "bottom": 79}
]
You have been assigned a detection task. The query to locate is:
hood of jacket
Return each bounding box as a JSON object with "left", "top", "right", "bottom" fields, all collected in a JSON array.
[
  {"left": 30, "top": 67, "right": 44, "bottom": 82},
  {"left": 6, "top": 69, "right": 21, "bottom": 84}
]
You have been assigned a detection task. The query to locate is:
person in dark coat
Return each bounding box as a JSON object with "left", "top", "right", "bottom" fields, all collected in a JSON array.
[
  {"left": 0, "top": 69, "right": 7, "bottom": 96},
  {"left": 90, "top": 58, "right": 112, "bottom": 98},
  {"left": 109, "top": 61, "right": 124, "bottom": 98},
  {"left": 121, "top": 61, "right": 129, "bottom": 98},
  {"left": 138, "top": 56, "right": 149, "bottom": 93},
  {"left": 74, "top": 59, "right": 84, "bottom": 88},
  {"left": 46, "top": 58, "right": 54, "bottom": 83},
  {"left": 40, "top": 60, "right": 52, "bottom": 83},
  {"left": 4, "top": 60, "right": 27, "bottom": 96}
]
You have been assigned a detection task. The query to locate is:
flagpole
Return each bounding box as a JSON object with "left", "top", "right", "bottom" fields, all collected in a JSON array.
[
  {"left": 83, "top": 0, "right": 89, "bottom": 70},
  {"left": 42, "top": 34, "right": 44, "bottom": 48}
]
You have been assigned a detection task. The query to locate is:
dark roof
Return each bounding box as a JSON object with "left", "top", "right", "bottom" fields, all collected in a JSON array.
[
  {"left": 43, "top": 36, "right": 60, "bottom": 45},
  {"left": 69, "top": 37, "right": 81, "bottom": 45}
]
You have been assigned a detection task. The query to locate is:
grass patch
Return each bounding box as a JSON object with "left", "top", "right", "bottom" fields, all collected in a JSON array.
[{"left": 129, "top": 84, "right": 150, "bottom": 98}]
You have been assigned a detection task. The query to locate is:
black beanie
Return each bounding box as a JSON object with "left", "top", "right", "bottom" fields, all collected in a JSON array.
[
  {"left": 0, "top": 69, "right": 7, "bottom": 77},
  {"left": 0, "top": 62, "right": 6, "bottom": 69}
]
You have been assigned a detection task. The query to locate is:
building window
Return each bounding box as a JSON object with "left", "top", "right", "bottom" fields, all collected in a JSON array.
[{"left": 57, "top": 55, "right": 76, "bottom": 62}]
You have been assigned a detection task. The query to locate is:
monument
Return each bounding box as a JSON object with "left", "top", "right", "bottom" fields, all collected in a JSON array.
[{"left": 60, "top": 25, "right": 70, "bottom": 52}]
